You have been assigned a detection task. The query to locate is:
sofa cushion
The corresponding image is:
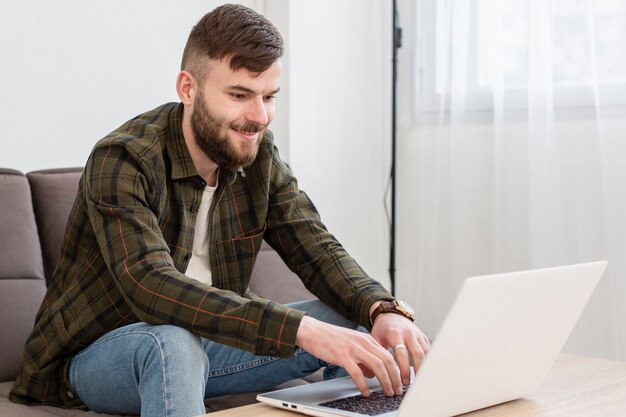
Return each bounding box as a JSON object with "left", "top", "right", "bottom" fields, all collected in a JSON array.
[
  {"left": 27, "top": 168, "right": 83, "bottom": 281},
  {"left": 0, "top": 393, "right": 61, "bottom": 417},
  {"left": 0, "top": 280, "right": 47, "bottom": 382},
  {"left": 0, "top": 169, "right": 47, "bottom": 382},
  {"left": 249, "top": 241, "right": 314, "bottom": 303},
  {"left": 0, "top": 169, "right": 45, "bottom": 281}
]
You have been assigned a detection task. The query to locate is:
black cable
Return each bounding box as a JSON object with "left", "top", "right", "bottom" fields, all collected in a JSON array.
[{"left": 390, "top": 0, "right": 402, "bottom": 296}]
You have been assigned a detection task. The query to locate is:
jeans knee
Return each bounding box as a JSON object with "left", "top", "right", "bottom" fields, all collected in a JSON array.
[{"left": 138, "top": 325, "right": 208, "bottom": 380}]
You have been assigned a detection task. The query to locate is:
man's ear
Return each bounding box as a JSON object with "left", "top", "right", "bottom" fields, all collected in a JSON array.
[{"left": 176, "top": 70, "right": 196, "bottom": 105}]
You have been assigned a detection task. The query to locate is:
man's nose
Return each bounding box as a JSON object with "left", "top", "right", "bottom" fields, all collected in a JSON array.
[{"left": 246, "top": 97, "right": 269, "bottom": 126}]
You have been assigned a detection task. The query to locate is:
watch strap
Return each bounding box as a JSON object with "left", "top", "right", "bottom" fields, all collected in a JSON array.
[{"left": 370, "top": 300, "right": 415, "bottom": 324}]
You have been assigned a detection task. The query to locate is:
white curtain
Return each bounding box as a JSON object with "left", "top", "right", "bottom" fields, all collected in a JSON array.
[{"left": 397, "top": 0, "right": 626, "bottom": 361}]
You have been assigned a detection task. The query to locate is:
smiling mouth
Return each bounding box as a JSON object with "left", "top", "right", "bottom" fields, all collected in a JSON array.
[{"left": 232, "top": 128, "right": 261, "bottom": 141}]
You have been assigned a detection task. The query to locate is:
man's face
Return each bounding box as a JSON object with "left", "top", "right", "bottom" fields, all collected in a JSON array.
[{"left": 190, "top": 58, "right": 281, "bottom": 170}]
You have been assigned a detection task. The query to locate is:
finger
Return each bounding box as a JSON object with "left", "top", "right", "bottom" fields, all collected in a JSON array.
[
  {"left": 419, "top": 334, "right": 431, "bottom": 354},
  {"left": 408, "top": 342, "right": 427, "bottom": 375},
  {"left": 352, "top": 334, "right": 401, "bottom": 395},
  {"left": 344, "top": 363, "right": 370, "bottom": 397},
  {"left": 359, "top": 347, "right": 399, "bottom": 396},
  {"left": 382, "top": 349, "right": 403, "bottom": 396},
  {"left": 370, "top": 341, "right": 404, "bottom": 396},
  {"left": 358, "top": 363, "right": 376, "bottom": 379},
  {"left": 354, "top": 333, "right": 403, "bottom": 395},
  {"left": 392, "top": 344, "right": 412, "bottom": 386}
]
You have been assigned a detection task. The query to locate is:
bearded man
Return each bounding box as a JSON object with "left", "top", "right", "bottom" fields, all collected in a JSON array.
[{"left": 10, "top": 5, "right": 429, "bottom": 417}]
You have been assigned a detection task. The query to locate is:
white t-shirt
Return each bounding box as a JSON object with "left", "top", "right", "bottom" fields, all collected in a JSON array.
[{"left": 185, "top": 182, "right": 218, "bottom": 285}]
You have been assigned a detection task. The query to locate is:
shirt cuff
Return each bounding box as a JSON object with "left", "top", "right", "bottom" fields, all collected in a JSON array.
[
  {"left": 254, "top": 301, "right": 306, "bottom": 358},
  {"left": 351, "top": 284, "right": 395, "bottom": 331}
]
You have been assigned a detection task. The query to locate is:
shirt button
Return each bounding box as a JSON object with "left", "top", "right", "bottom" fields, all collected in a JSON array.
[
  {"left": 190, "top": 203, "right": 199, "bottom": 213},
  {"left": 66, "top": 390, "right": 74, "bottom": 399},
  {"left": 184, "top": 253, "right": 191, "bottom": 261},
  {"left": 269, "top": 347, "right": 279, "bottom": 357}
]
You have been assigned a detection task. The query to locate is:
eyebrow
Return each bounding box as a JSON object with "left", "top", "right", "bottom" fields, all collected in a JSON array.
[{"left": 227, "top": 85, "right": 281, "bottom": 95}]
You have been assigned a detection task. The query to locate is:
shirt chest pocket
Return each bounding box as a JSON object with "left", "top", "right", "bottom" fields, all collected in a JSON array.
[{"left": 215, "top": 223, "right": 266, "bottom": 294}]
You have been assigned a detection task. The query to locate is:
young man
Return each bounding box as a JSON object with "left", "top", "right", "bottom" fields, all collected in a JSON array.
[{"left": 11, "top": 4, "right": 429, "bottom": 417}]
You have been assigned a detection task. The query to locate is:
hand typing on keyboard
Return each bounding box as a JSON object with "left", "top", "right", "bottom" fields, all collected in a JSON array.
[
  {"left": 295, "top": 304, "right": 430, "bottom": 398},
  {"left": 370, "top": 309, "right": 431, "bottom": 386}
]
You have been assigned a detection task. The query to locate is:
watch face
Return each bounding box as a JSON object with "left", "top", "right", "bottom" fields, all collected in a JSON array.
[{"left": 397, "top": 300, "right": 415, "bottom": 315}]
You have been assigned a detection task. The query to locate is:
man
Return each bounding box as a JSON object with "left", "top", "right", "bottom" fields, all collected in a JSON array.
[{"left": 11, "top": 4, "right": 430, "bottom": 417}]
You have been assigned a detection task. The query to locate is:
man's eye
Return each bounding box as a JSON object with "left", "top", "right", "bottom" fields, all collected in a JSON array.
[
  {"left": 230, "top": 93, "right": 246, "bottom": 100},
  {"left": 264, "top": 95, "right": 276, "bottom": 101}
]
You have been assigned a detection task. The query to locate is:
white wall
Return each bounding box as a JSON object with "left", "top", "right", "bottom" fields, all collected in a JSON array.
[
  {"left": 1, "top": 1, "right": 392, "bottom": 289},
  {"left": 285, "top": 1, "right": 392, "bottom": 288},
  {"left": 0, "top": 0, "right": 258, "bottom": 171}
]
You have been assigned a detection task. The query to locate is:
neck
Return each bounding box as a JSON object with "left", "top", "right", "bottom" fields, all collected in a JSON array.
[{"left": 181, "top": 108, "right": 219, "bottom": 187}]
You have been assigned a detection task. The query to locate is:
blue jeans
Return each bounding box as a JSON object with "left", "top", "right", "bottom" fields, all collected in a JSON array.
[{"left": 68, "top": 300, "right": 355, "bottom": 417}]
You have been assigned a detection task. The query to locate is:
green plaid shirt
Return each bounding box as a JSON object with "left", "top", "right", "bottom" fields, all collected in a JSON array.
[{"left": 10, "top": 102, "right": 393, "bottom": 408}]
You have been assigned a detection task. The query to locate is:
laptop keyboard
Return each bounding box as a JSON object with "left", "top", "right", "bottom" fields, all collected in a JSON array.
[{"left": 319, "top": 386, "right": 409, "bottom": 416}]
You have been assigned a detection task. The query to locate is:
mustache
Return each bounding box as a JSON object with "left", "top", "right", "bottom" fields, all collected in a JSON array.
[{"left": 229, "top": 121, "right": 266, "bottom": 134}]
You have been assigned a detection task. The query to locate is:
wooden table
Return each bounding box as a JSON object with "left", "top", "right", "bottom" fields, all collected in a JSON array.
[{"left": 199, "top": 354, "right": 626, "bottom": 416}]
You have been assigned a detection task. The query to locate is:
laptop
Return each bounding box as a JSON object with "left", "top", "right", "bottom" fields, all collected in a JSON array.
[{"left": 257, "top": 261, "right": 607, "bottom": 417}]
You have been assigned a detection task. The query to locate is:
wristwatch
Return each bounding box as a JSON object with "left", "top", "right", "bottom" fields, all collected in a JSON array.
[{"left": 370, "top": 300, "right": 415, "bottom": 325}]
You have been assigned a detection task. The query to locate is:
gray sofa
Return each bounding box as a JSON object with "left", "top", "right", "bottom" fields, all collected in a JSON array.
[{"left": 0, "top": 167, "right": 317, "bottom": 416}]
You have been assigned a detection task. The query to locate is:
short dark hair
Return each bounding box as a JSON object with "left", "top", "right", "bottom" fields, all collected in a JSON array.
[{"left": 181, "top": 4, "right": 284, "bottom": 80}]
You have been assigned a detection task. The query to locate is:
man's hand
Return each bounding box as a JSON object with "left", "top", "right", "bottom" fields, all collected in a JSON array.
[
  {"left": 295, "top": 316, "right": 403, "bottom": 397},
  {"left": 369, "top": 312, "right": 431, "bottom": 386}
]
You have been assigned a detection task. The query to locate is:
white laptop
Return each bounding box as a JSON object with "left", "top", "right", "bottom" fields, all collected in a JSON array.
[{"left": 257, "top": 261, "right": 607, "bottom": 417}]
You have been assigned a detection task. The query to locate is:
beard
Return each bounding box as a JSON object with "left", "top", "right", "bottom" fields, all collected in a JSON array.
[{"left": 190, "top": 90, "right": 266, "bottom": 171}]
